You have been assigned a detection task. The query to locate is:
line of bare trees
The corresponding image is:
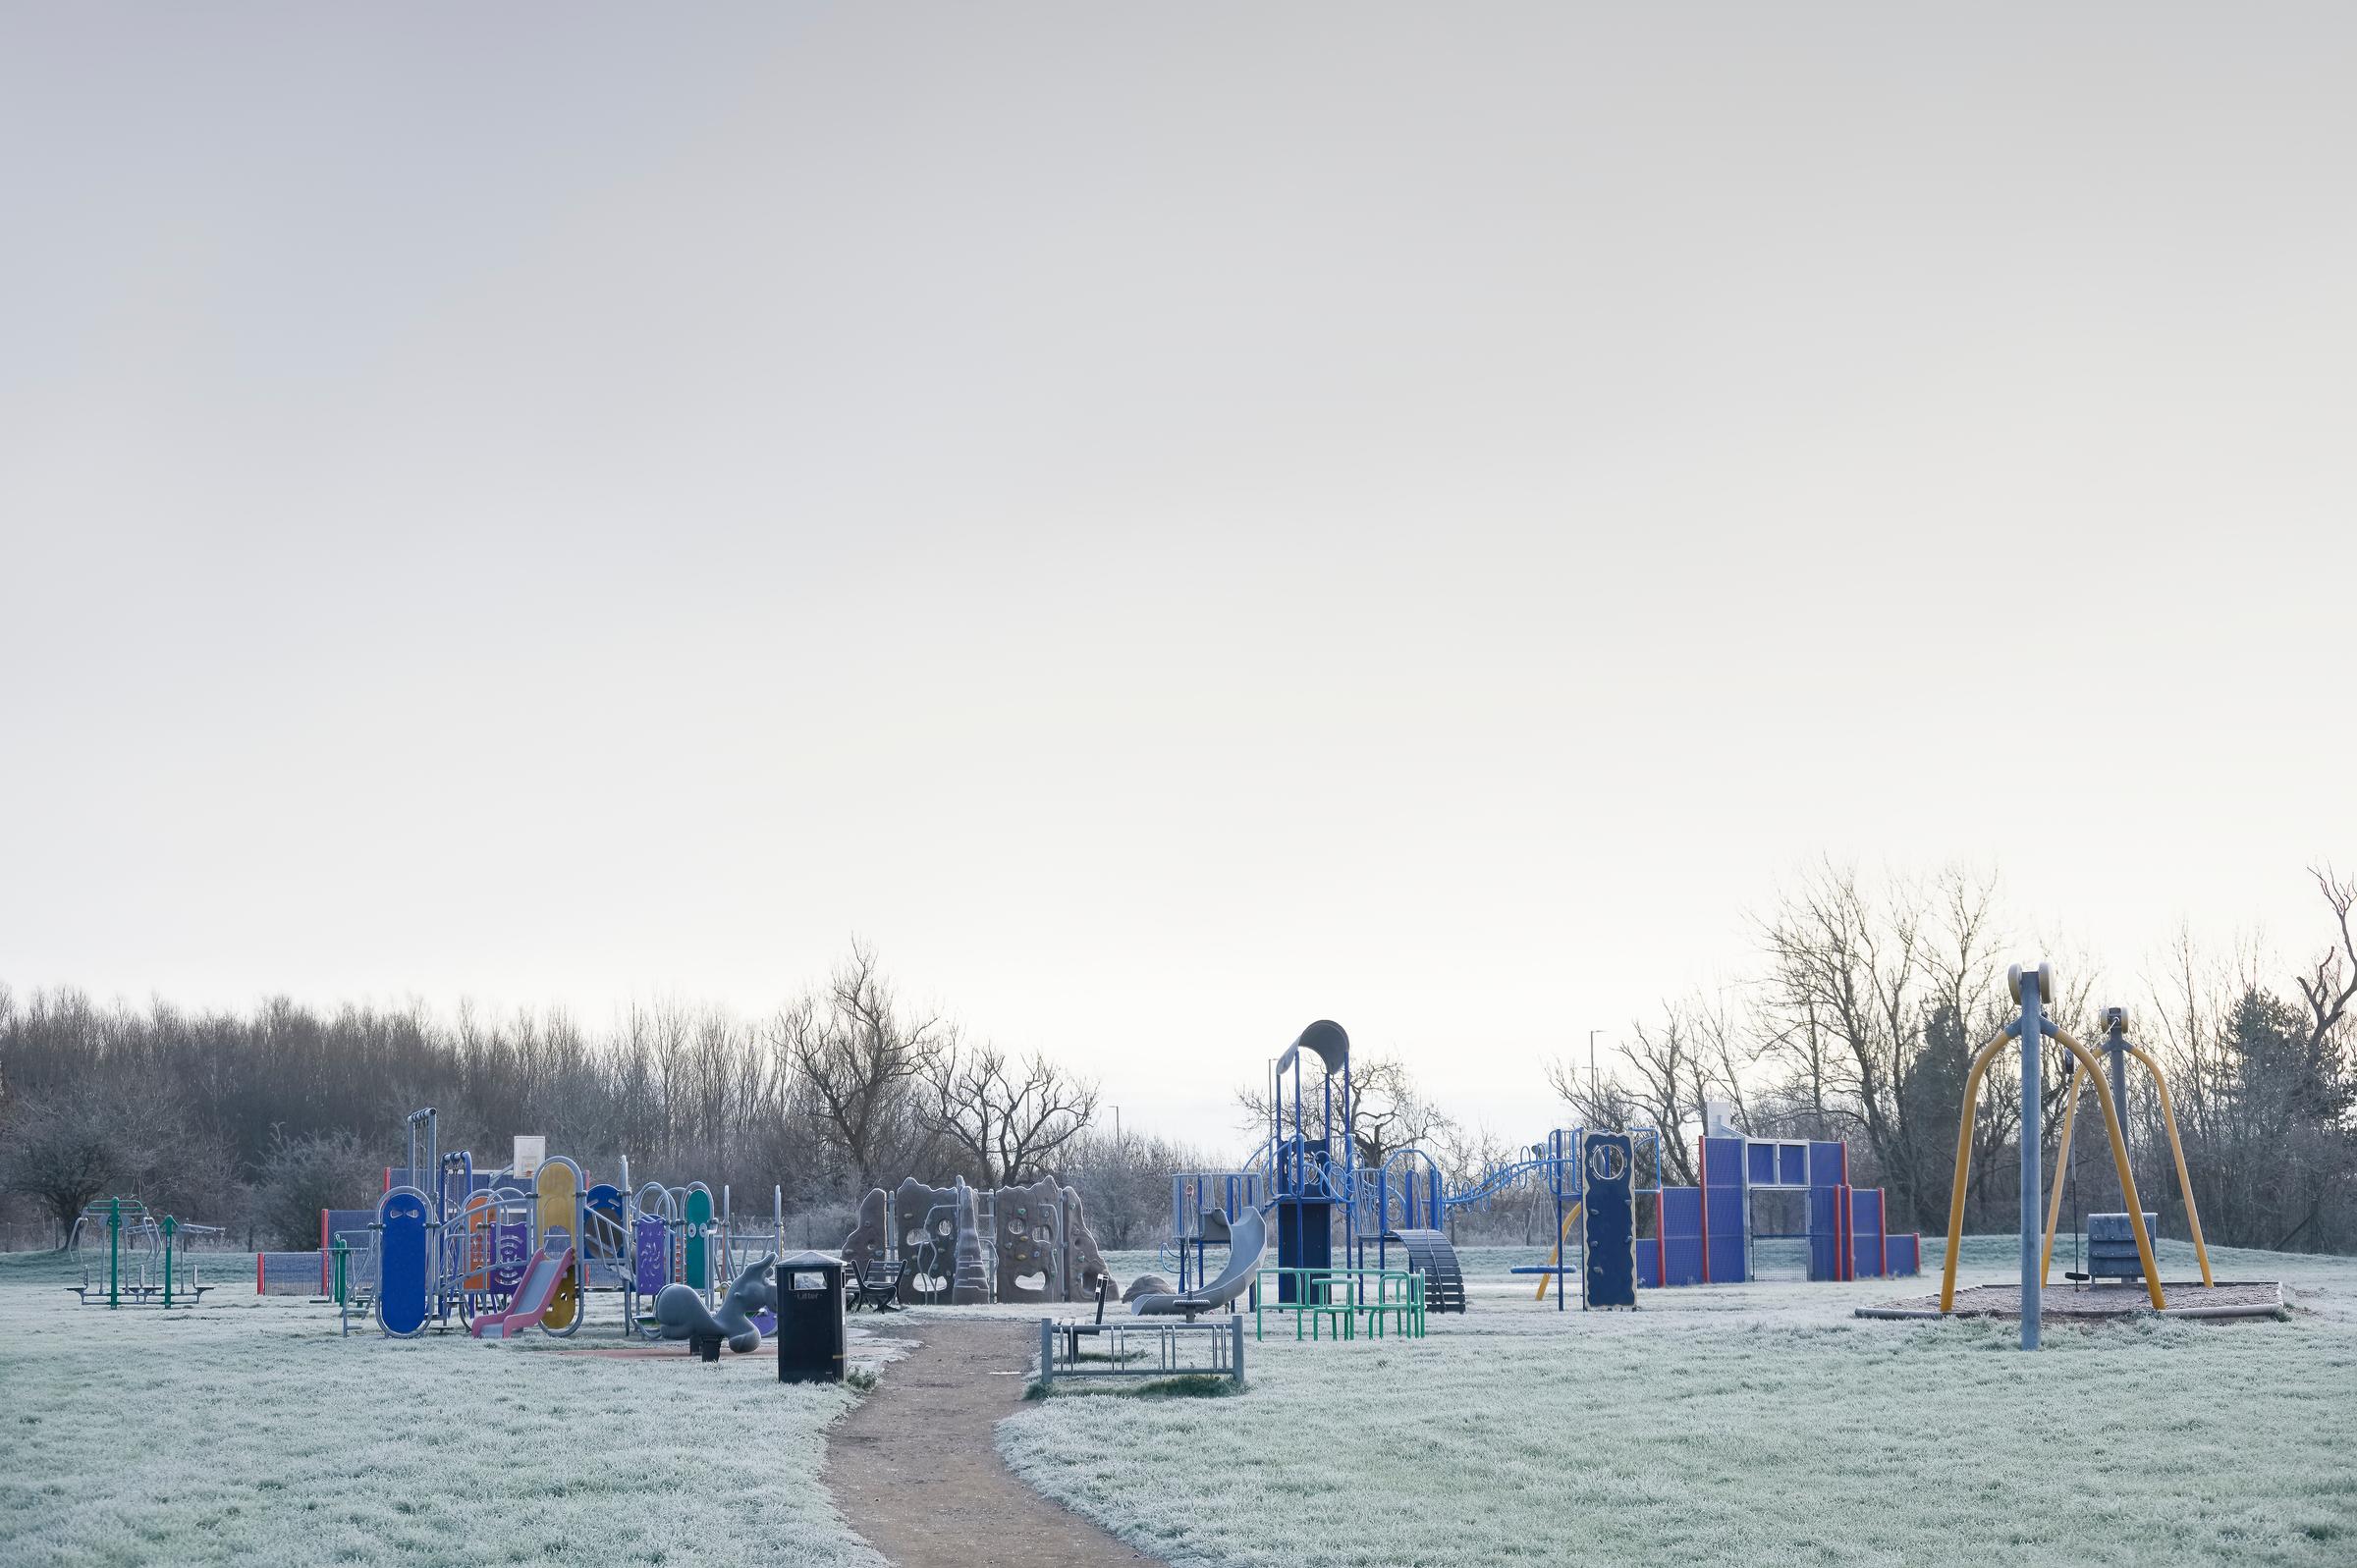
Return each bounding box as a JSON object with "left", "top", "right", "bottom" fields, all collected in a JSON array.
[
  {"left": 1549, "top": 864, "right": 2357, "bottom": 1253},
  {"left": 0, "top": 944, "right": 1122, "bottom": 1252}
]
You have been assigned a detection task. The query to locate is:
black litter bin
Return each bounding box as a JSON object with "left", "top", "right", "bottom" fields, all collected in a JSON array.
[{"left": 777, "top": 1250, "right": 846, "bottom": 1383}]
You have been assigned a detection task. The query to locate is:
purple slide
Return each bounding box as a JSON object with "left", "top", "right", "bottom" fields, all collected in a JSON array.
[{"left": 473, "top": 1235, "right": 574, "bottom": 1339}]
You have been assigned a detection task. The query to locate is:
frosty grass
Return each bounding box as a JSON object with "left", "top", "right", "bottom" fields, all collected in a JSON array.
[
  {"left": 7, "top": 1236, "right": 2353, "bottom": 1567},
  {"left": 1006, "top": 1237, "right": 2357, "bottom": 1568},
  {"left": 0, "top": 1249, "right": 881, "bottom": 1568}
]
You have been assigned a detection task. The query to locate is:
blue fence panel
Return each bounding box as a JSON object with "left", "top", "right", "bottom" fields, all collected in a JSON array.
[
  {"left": 1849, "top": 1188, "right": 1886, "bottom": 1279},
  {"left": 1808, "top": 1141, "right": 1845, "bottom": 1188},
  {"left": 1700, "top": 1136, "right": 1746, "bottom": 1280},
  {"left": 1705, "top": 1188, "right": 1745, "bottom": 1281},
  {"left": 1886, "top": 1232, "right": 1921, "bottom": 1276},
  {"left": 1807, "top": 1187, "right": 1842, "bottom": 1280},
  {"left": 1660, "top": 1187, "right": 1705, "bottom": 1286}
]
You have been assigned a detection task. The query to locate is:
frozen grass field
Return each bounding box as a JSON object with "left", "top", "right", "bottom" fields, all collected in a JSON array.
[
  {"left": 0, "top": 1250, "right": 880, "bottom": 1568},
  {"left": 6, "top": 1239, "right": 2352, "bottom": 1568},
  {"left": 1006, "top": 1237, "right": 2357, "bottom": 1568}
]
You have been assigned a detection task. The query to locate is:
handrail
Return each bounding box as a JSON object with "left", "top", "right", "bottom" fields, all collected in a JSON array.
[{"left": 1251, "top": 1265, "right": 1426, "bottom": 1340}]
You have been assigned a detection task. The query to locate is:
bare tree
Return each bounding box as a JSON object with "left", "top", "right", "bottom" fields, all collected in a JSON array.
[
  {"left": 1233, "top": 1052, "right": 1453, "bottom": 1169},
  {"left": 920, "top": 1043, "right": 1099, "bottom": 1187},
  {"left": 776, "top": 944, "right": 951, "bottom": 1192},
  {"left": 1344, "top": 1057, "right": 1455, "bottom": 1170},
  {"left": 1543, "top": 1051, "right": 1648, "bottom": 1137},
  {"left": 1749, "top": 862, "right": 2052, "bottom": 1228},
  {"left": 0, "top": 1085, "right": 214, "bottom": 1245},
  {"left": 0, "top": 1088, "right": 120, "bottom": 1240},
  {"left": 1588, "top": 1003, "right": 1717, "bottom": 1186},
  {"left": 1054, "top": 1126, "right": 1220, "bottom": 1248},
  {"left": 2293, "top": 865, "right": 2357, "bottom": 1059}
]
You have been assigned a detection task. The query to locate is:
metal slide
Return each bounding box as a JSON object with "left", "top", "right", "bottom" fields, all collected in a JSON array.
[
  {"left": 471, "top": 1232, "right": 576, "bottom": 1339},
  {"left": 1129, "top": 1207, "right": 1268, "bottom": 1320}
]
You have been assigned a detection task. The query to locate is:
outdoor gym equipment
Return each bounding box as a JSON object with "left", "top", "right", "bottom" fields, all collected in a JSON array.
[{"left": 66, "top": 1197, "right": 213, "bottom": 1309}]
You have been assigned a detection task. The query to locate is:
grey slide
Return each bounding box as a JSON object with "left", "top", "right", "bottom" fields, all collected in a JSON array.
[{"left": 1129, "top": 1206, "right": 1267, "bottom": 1320}]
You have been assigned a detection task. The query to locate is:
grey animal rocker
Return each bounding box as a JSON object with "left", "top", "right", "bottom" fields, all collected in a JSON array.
[{"left": 655, "top": 1254, "right": 776, "bottom": 1357}]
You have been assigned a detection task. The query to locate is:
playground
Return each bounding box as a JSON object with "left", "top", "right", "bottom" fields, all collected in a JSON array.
[
  {"left": 8, "top": 995, "right": 2354, "bottom": 1567},
  {"left": 3, "top": 1233, "right": 2351, "bottom": 1567}
]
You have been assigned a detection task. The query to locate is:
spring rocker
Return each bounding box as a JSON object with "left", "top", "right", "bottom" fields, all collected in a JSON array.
[{"left": 1937, "top": 961, "right": 2227, "bottom": 1348}]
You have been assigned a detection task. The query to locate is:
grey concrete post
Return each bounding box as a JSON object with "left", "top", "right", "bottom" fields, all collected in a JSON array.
[
  {"left": 2016, "top": 963, "right": 2045, "bottom": 1351},
  {"left": 1038, "top": 1318, "right": 1054, "bottom": 1387},
  {"left": 2106, "top": 1008, "right": 2129, "bottom": 1129}
]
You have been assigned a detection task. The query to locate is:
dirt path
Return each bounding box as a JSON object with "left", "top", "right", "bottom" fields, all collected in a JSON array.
[{"left": 825, "top": 1316, "right": 1159, "bottom": 1567}]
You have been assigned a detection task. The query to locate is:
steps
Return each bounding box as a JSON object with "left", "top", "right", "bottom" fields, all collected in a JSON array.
[{"left": 1385, "top": 1228, "right": 1467, "bottom": 1314}]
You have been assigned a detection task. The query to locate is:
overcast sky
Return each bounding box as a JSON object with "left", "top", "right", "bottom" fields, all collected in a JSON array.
[{"left": 3, "top": 5, "right": 2352, "bottom": 1154}]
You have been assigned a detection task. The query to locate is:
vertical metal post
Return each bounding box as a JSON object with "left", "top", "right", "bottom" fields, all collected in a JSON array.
[
  {"left": 1231, "top": 1315, "right": 1245, "bottom": 1384},
  {"left": 1038, "top": 1318, "right": 1054, "bottom": 1387},
  {"left": 163, "top": 1215, "right": 176, "bottom": 1309},
  {"left": 2106, "top": 1010, "right": 2129, "bottom": 1128},
  {"left": 2105, "top": 1007, "right": 2131, "bottom": 1214},
  {"left": 2017, "top": 964, "right": 2045, "bottom": 1351},
  {"left": 108, "top": 1197, "right": 121, "bottom": 1309}
]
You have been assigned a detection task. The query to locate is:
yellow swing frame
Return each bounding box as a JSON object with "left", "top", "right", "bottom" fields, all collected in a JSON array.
[
  {"left": 2037, "top": 1035, "right": 2213, "bottom": 1290},
  {"left": 1939, "top": 1022, "right": 2195, "bottom": 1314}
]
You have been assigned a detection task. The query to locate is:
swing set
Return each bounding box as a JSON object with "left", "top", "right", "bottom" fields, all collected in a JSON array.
[{"left": 1938, "top": 963, "right": 2216, "bottom": 1348}]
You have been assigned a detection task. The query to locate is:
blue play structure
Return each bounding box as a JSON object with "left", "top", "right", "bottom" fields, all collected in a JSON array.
[
  {"left": 1509, "top": 1129, "right": 1917, "bottom": 1303},
  {"left": 1268, "top": 1021, "right": 1350, "bottom": 1303},
  {"left": 1166, "top": 1020, "right": 1923, "bottom": 1318}
]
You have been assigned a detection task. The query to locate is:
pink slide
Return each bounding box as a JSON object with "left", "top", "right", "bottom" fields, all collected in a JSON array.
[{"left": 471, "top": 1237, "right": 575, "bottom": 1339}]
